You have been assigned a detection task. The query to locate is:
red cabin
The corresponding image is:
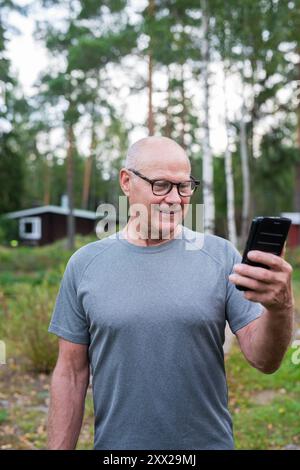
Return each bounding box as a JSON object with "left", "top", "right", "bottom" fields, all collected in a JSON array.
[{"left": 281, "top": 213, "right": 300, "bottom": 249}]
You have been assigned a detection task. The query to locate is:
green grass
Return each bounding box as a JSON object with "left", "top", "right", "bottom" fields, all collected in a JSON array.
[
  {"left": 226, "top": 346, "right": 300, "bottom": 449},
  {"left": 0, "top": 410, "right": 8, "bottom": 424},
  {"left": 0, "top": 235, "right": 99, "bottom": 273},
  {"left": 0, "top": 239, "right": 299, "bottom": 449},
  {"left": 226, "top": 254, "right": 300, "bottom": 449}
]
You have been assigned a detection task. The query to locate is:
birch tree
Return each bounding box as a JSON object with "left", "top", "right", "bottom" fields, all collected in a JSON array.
[
  {"left": 200, "top": 0, "right": 215, "bottom": 233},
  {"left": 223, "top": 64, "right": 237, "bottom": 246}
]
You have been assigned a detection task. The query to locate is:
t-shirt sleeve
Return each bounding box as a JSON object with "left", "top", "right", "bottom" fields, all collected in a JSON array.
[
  {"left": 48, "top": 254, "right": 90, "bottom": 344},
  {"left": 225, "top": 240, "right": 264, "bottom": 334}
]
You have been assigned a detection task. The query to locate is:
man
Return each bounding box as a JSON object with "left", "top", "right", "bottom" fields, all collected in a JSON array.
[{"left": 47, "top": 136, "right": 294, "bottom": 450}]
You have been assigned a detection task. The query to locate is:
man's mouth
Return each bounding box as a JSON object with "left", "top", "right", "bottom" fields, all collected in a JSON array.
[{"left": 159, "top": 209, "right": 181, "bottom": 214}]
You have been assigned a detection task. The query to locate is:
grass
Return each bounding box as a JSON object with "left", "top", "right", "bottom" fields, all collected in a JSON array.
[
  {"left": 0, "top": 410, "right": 8, "bottom": 424},
  {"left": 226, "top": 343, "right": 300, "bottom": 449},
  {"left": 0, "top": 234, "right": 101, "bottom": 277},
  {"left": 0, "top": 358, "right": 94, "bottom": 449},
  {"left": 225, "top": 248, "right": 300, "bottom": 449},
  {"left": 0, "top": 233, "right": 105, "bottom": 449},
  {"left": 1, "top": 345, "right": 298, "bottom": 450},
  {"left": 0, "top": 232, "right": 112, "bottom": 371},
  {"left": 0, "top": 239, "right": 299, "bottom": 449}
]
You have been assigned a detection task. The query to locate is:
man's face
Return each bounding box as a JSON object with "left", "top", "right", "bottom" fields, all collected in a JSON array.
[{"left": 120, "top": 142, "right": 192, "bottom": 239}]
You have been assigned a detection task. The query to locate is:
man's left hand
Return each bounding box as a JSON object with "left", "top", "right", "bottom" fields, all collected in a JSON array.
[{"left": 229, "top": 248, "right": 294, "bottom": 313}]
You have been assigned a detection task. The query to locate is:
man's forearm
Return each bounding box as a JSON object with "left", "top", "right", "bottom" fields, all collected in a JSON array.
[
  {"left": 247, "top": 306, "right": 294, "bottom": 373},
  {"left": 47, "top": 366, "right": 89, "bottom": 449}
]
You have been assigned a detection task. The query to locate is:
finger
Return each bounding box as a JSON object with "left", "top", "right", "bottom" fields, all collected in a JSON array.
[
  {"left": 233, "top": 263, "right": 276, "bottom": 284},
  {"left": 228, "top": 273, "right": 268, "bottom": 292},
  {"left": 247, "top": 250, "right": 284, "bottom": 270}
]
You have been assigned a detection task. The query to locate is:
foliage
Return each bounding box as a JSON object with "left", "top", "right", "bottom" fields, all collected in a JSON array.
[
  {"left": 226, "top": 344, "right": 300, "bottom": 449},
  {"left": 0, "top": 216, "right": 18, "bottom": 245},
  {"left": 0, "top": 280, "right": 59, "bottom": 373},
  {"left": 0, "top": 0, "right": 299, "bottom": 236},
  {"left": 0, "top": 233, "right": 100, "bottom": 274}
]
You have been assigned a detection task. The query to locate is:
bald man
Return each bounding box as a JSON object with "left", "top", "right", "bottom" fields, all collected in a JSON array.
[{"left": 48, "top": 136, "right": 294, "bottom": 450}]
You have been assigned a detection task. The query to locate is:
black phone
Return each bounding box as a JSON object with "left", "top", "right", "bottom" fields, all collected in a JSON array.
[{"left": 235, "top": 216, "right": 291, "bottom": 291}]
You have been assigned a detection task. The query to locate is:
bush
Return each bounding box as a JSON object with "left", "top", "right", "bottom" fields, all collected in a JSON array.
[
  {"left": 0, "top": 243, "right": 72, "bottom": 273},
  {"left": 0, "top": 280, "right": 60, "bottom": 373},
  {"left": 0, "top": 216, "right": 18, "bottom": 246},
  {"left": 0, "top": 232, "right": 108, "bottom": 273},
  {"left": 0, "top": 233, "right": 112, "bottom": 372}
]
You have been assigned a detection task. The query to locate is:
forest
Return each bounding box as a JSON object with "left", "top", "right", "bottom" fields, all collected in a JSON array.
[{"left": 0, "top": 0, "right": 299, "bottom": 248}]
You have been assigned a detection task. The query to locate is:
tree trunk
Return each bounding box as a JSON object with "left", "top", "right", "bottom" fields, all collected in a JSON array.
[
  {"left": 294, "top": 164, "right": 300, "bottom": 212},
  {"left": 294, "top": 51, "right": 300, "bottom": 214},
  {"left": 200, "top": 0, "right": 215, "bottom": 234},
  {"left": 43, "top": 158, "right": 51, "bottom": 205},
  {"left": 147, "top": 0, "right": 155, "bottom": 136},
  {"left": 223, "top": 65, "right": 237, "bottom": 246},
  {"left": 82, "top": 125, "right": 96, "bottom": 210},
  {"left": 239, "top": 95, "right": 251, "bottom": 248},
  {"left": 179, "top": 64, "right": 187, "bottom": 150},
  {"left": 148, "top": 52, "right": 154, "bottom": 135},
  {"left": 164, "top": 66, "right": 172, "bottom": 138},
  {"left": 67, "top": 124, "right": 75, "bottom": 250}
]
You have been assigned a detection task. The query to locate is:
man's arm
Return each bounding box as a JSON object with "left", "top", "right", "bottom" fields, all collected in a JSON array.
[
  {"left": 235, "top": 306, "right": 294, "bottom": 373},
  {"left": 47, "top": 338, "right": 90, "bottom": 449},
  {"left": 229, "top": 249, "right": 295, "bottom": 374}
]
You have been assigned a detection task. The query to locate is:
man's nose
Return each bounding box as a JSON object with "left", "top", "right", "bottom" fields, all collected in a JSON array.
[{"left": 164, "top": 185, "right": 182, "bottom": 204}]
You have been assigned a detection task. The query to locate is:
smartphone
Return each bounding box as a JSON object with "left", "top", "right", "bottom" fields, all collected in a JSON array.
[{"left": 235, "top": 216, "right": 291, "bottom": 291}]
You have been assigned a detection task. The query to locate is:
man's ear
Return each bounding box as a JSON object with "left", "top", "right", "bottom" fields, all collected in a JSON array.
[{"left": 119, "top": 169, "right": 130, "bottom": 196}]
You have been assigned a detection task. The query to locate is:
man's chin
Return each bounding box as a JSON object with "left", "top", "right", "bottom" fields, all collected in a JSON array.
[{"left": 150, "top": 222, "right": 179, "bottom": 240}]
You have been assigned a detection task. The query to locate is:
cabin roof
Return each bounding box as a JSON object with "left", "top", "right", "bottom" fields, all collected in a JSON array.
[
  {"left": 281, "top": 212, "right": 300, "bottom": 225},
  {"left": 5, "top": 205, "right": 101, "bottom": 220}
]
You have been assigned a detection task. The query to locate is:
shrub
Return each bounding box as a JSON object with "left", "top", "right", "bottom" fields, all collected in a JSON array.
[
  {"left": 0, "top": 232, "right": 108, "bottom": 273},
  {"left": 0, "top": 233, "right": 112, "bottom": 372},
  {"left": 1, "top": 280, "right": 60, "bottom": 373},
  {"left": 0, "top": 216, "right": 18, "bottom": 246},
  {"left": 0, "top": 243, "right": 72, "bottom": 273}
]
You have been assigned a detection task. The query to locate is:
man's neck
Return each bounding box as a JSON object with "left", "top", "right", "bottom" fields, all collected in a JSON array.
[{"left": 121, "top": 221, "right": 183, "bottom": 247}]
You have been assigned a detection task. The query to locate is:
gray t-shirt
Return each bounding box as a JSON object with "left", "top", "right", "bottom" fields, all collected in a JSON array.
[{"left": 48, "top": 227, "right": 264, "bottom": 450}]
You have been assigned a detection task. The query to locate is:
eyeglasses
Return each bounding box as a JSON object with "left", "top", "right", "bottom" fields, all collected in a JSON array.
[{"left": 127, "top": 168, "right": 200, "bottom": 197}]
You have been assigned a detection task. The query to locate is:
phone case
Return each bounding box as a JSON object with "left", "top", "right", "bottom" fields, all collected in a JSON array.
[{"left": 236, "top": 216, "right": 291, "bottom": 291}]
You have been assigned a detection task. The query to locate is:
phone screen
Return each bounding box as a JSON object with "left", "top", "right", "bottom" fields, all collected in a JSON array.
[{"left": 235, "top": 216, "right": 291, "bottom": 291}]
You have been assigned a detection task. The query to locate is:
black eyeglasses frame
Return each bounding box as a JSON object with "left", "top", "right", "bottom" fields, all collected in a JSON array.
[{"left": 127, "top": 168, "right": 200, "bottom": 197}]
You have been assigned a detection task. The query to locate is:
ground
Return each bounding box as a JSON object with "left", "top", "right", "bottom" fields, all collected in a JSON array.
[
  {"left": 1, "top": 315, "right": 299, "bottom": 450},
  {"left": 0, "top": 240, "right": 299, "bottom": 449},
  {"left": 0, "top": 356, "right": 95, "bottom": 450}
]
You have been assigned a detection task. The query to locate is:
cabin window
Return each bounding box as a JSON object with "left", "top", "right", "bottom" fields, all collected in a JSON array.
[{"left": 19, "top": 217, "right": 41, "bottom": 240}]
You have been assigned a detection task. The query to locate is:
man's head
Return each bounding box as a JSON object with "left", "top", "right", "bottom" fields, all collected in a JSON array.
[{"left": 119, "top": 136, "right": 195, "bottom": 240}]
